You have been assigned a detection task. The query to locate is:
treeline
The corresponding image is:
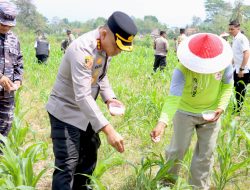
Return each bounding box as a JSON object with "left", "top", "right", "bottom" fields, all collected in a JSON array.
[{"left": 11, "top": 0, "right": 250, "bottom": 38}]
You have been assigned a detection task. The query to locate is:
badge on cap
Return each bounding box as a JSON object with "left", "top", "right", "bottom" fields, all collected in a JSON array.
[{"left": 84, "top": 56, "right": 94, "bottom": 70}]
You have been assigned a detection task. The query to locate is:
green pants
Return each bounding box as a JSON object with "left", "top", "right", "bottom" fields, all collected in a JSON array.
[{"left": 166, "top": 111, "right": 220, "bottom": 189}]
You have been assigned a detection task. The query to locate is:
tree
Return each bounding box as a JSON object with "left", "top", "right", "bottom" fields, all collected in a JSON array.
[
  {"left": 191, "top": 16, "right": 202, "bottom": 27},
  {"left": 204, "top": 0, "right": 232, "bottom": 22},
  {"left": 231, "top": 0, "right": 250, "bottom": 23},
  {"left": 144, "top": 16, "right": 158, "bottom": 23},
  {"left": 11, "top": 0, "right": 47, "bottom": 31}
]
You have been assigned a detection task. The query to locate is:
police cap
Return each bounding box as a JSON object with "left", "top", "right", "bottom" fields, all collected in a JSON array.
[
  {"left": 0, "top": 1, "right": 17, "bottom": 27},
  {"left": 107, "top": 11, "right": 137, "bottom": 51}
]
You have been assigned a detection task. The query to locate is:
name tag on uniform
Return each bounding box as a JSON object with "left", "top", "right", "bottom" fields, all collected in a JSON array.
[{"left": 95, "top": 64, "right": 102, "bottom": 69}]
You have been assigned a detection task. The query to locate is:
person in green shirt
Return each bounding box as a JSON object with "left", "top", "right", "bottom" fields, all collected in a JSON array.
[{"left": 150, "top": 33, "right": 233, "bottom": 189}]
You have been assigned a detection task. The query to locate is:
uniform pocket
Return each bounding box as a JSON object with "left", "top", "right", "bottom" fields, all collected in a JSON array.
[{"left": 9, "top": 48, "right": 18, "bottom": 55}]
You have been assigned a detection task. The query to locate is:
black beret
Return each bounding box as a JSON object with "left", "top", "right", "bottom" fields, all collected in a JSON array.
[{"left": 108, "top": 11, "right": 137, "bottom": 51}]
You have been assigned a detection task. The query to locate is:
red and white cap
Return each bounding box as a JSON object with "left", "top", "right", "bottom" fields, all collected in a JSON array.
[{"left": 177, "top": 33, "right": 233, "bottom": 74}]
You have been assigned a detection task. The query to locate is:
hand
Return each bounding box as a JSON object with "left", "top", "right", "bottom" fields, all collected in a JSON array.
[
  {"left": 0, "top": 75, "right": 15, "bottom": 93},
  {"left": 238, "top": 71, "right": 244, "bottom": 78},
  {"left": 106, "top": 98, "right": 124, "bottom": 107},
  {"left": 150, "top": 121, "right": 166, "bottom": 143},
  {"left": 211, "top": 108, "right": 224, "bottom": 122},
  {"left": 101, "top": 124, "right": 124, "bottom": 153},
  {"left": 106, "top": 99, "right": 125, "bottom": 116}
]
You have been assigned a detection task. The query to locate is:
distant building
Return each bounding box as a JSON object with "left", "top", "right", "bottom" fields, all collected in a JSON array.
[{"left": 185, "top": 27, "right": 199, "bottom": 36}]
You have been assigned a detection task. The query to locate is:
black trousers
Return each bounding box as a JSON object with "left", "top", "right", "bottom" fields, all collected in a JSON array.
[
  {"left": 153, "top": 55, "right": 166, "bottom": 72},
  {"left": 36, "top": 54, "right": 48, "bottom": 63},
  {"left": 234, "top": 71, "right": 250, "bottom": 112},
  {"left": 49, "top": 113, "right": 101, "bottom": 190}
]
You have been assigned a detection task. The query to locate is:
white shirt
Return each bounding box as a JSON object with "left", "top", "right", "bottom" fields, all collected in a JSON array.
[
  {"left": 232, "top": 32, "right": 250, "bottom": 73},
  {"left": 177, "top": 34, "right": 187, "bottom": 49}
]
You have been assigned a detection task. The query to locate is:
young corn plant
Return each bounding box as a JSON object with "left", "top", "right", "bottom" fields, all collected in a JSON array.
[
  {"left": 213, "top": 120, "right": 250, "bottom": 189},
  {"left": 84, "top": 152, "right": 125, "bottom": 190},
  {"left": 127, "top": 152, "right": 177, "bottom": 190},
  {"left": 0, "top": 135, "right": 48, "bottom": 189}
]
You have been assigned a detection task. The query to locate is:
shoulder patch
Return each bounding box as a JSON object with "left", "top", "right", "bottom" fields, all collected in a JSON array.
[
  {"left": 214, "top": 72, "right": 222, "bottom": 80},
  {"left": 84, "top": 56, "right": 94, "bottom": 70}
]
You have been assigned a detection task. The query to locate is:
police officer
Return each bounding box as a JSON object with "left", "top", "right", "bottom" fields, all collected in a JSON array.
[
  {"left": 153, "top": 31, "right": 169, "bottom": 72},
  {"left": 0, "top": 1, "right": 23, "bottom": 137},
  {"left": 66, "top": 29, "right": 75, "bottom": 44},
  {"left": 46, "top": 11, "right": 137, "bottom": 190},
  {"left": 34, "top": 34, "right": 50, "bottom": 63}
]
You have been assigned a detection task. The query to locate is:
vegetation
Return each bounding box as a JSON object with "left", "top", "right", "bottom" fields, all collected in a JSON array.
[
  {"left": 0, "top": 0, "right": 248, "bottom": 189},
  {"left": 0, "top": 33, "right": 248, "bottom": 189}
]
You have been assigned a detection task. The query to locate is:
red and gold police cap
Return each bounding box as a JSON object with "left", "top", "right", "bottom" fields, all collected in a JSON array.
[{"left": 107, "top": 11, "right": 137, "bottom": 52}]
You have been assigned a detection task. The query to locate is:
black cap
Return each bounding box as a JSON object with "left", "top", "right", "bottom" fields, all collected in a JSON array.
[{"left": 107, "top": 11, "right": 137, "bottom": 51}]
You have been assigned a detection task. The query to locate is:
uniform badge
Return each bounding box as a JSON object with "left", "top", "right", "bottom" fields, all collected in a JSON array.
[
  {"left": 84, "top": 56, "right": 94, "bottom": 70},
  {"left": 97, "top": 39, "right": 101, "bottom": 50},
  {"left": 91, "top": 70, "right": 100, "bottom": 84},
  {"left": 214, "top": 72, "right": 222, "bottom": 80},
  {"left": 97, "top": 57, "right": 102, "bottom": 64}
]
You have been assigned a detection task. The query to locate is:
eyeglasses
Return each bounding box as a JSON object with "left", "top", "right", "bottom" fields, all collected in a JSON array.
[{"left": 0, "top": 9, "right": 15, "bottom": 21}]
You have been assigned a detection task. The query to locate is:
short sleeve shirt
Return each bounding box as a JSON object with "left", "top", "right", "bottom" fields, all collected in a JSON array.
[{"left": 232, "top": 32, "right": 250, "bottom": 73}]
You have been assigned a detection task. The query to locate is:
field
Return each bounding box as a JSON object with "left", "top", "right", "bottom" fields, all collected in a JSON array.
[{"left": 0, "top": 33, "right": 249, "bottom": 190}]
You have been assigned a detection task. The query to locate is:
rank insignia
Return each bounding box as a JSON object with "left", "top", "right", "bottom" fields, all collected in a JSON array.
[
  {"left": 84, "top": 56, "right": 94, "bottom": 70},
  {"left": 97, "top": 39, "right": 101, "bottom": 50}
]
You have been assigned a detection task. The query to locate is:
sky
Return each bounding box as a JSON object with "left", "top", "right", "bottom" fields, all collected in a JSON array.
[{"left": 33, "top": 0, "right": 250, "bottom": 27}]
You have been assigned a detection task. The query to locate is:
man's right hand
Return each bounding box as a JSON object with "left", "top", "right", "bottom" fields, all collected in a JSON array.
[
  {"left": 101, "top": 124, "right": 124, "bottom": 153},
  {"left": 0, "top": 75, "right": 15, "bottom": 93},
  {"left": 150, "top": 121, "right": 166, "bottom": 143}
]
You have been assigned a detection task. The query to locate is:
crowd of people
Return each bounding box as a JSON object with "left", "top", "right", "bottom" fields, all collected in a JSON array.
[{"left": 0, "top": 0, "right": 250, "bottom": 190}]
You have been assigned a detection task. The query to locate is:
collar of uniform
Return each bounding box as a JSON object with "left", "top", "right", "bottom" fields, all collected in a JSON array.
[
  {"left": 92, "top": 28, "right": 107, "bottom": 57},
  {"left": 234, "top": 31, "right": 241, "bottom": 39}
]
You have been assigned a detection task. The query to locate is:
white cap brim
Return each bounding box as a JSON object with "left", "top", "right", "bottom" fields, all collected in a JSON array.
[{"left": 177, "top": 33, "right": 233, "bottom": 74}]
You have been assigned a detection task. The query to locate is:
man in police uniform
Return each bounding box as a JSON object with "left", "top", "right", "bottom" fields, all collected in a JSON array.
[
  {"left": 0, "top": 1, "right": 23, "bottom": 137},
  {"left": 153, "top": 31, "right": 169, "bottom": 72},
  {"left": 46, "top": 11, "right": 137, "bottom": 190}
]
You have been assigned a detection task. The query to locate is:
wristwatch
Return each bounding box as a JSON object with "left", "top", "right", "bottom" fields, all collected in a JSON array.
[{"left": 239, "top": 68, "right": 245, "bottom": 71}]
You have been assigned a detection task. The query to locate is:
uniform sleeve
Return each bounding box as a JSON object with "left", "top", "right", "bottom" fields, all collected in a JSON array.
[
  {"left": 218, "top": 65, "right": 234, "bottom": 111},
  {"left": 14, "top": 40, "right": 24, "bottom": 82},
  {"left": 68, "top": 48, "right": 109, "bottom": 132},
  {"left": 99, "top": 74, "right": 116, "bottom": 103},
  {"left": 159, "top": 68, "right": 184, "bottom": 125},
  {"left": 241, "top": 36, "right": 250, "bottom": 52},
  {"left": 165, "top": 40, "right": 169, "bottom": 50}
]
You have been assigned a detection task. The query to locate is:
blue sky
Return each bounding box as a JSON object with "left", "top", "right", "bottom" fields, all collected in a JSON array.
[{"left": 33, "top": 0, "right": 250, "bottom": 27}]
